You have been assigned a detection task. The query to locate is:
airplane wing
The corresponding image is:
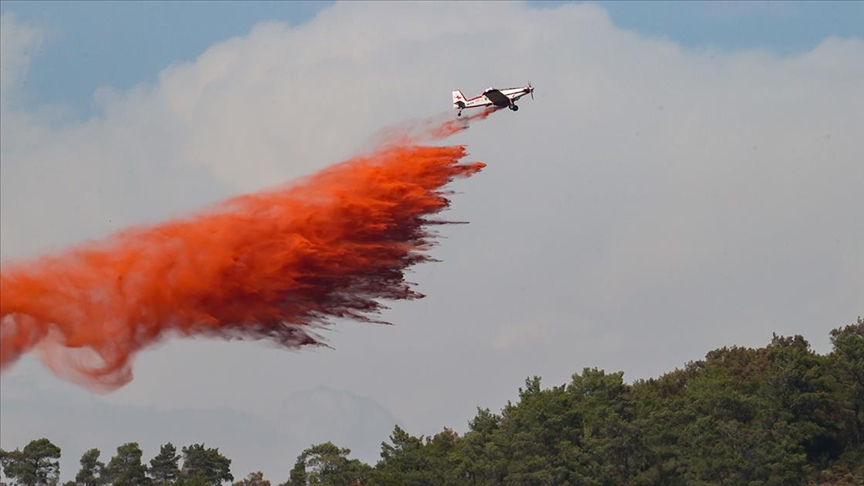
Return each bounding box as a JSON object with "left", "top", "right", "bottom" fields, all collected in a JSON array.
[{"left": 483, "top": 89, "right": 510, "bottom": 107}]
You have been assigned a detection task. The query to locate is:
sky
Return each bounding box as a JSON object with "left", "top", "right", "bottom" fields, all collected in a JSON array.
[{"left": 1, "top": 0, "right": 863, "bottom": 482}]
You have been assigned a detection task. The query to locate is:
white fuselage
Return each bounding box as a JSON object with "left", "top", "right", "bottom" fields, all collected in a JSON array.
[{"left": 452, "top": 86, "right": 534, "bottom": 113}]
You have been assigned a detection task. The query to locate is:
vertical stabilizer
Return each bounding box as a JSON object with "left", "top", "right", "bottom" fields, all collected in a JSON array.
[{"left": 452, "top": 90, "right": 467, "bottom": 109}]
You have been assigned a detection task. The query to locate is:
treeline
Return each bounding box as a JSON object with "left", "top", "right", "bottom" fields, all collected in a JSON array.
[
  {"left": 2, "top": 318, "right": 862, "bottom": 485},
  {"left": 0, "top": 442, "right": 235, "bottom": 486}
]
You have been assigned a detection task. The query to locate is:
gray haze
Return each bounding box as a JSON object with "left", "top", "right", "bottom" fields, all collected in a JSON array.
[{"left": 2, "top": 2, "right": 863, "bottom": 482}]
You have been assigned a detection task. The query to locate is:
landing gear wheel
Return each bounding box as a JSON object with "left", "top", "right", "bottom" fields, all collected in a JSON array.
[{"left": 510, "top": 104, "right": 519, "bottom": 111}]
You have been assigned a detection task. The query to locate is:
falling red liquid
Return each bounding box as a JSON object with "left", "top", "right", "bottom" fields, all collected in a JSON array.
[{"left": 0, "top": 109, "right": 495, "bottom": 390}]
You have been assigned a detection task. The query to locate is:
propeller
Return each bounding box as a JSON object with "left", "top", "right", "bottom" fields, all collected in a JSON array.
[{"left": 529, "top": 81, "right": 534, "bottom": 100}]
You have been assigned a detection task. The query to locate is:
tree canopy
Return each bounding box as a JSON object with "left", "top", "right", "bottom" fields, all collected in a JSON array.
[
  {"left": 0, "top": 438, "right": 61, "bottom": 486},
  {"left": 149, "top": 443, "right": 180, "bottom": 485},
  {"left": 2, "top": 318, "right": 862, "bottom": 486},
  {"left": 178, "top": 444, "right": 233, "bottom": 486}
]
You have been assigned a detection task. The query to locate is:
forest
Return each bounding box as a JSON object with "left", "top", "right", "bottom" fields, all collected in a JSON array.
[{"left": 2, "top": 318, "right": 862, "bottom": 486}]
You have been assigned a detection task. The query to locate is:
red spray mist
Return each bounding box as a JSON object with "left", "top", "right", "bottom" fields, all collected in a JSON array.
[{"left": 0, "top": 109, "right": 496, "bottom": 390}]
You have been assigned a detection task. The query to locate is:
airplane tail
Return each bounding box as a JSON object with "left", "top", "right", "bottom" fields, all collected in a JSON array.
[{"left": 452, "top": 90, "right": 467, "bottom": 109}]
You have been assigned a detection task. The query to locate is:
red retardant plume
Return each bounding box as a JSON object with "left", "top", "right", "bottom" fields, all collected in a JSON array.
[{"left": 0, "top": 110, "right": 494, "bottom": 390}]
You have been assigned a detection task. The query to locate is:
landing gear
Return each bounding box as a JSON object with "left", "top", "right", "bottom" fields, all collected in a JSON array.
[
  {"left": 457, "top": 110, "right": 462, "bottom": 117},
  {"left": 509, "top": 104, "right": 519, "bottom": 111}
]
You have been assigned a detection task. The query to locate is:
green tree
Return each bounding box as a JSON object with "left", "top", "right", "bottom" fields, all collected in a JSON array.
[
  {"left": 149, "top": 443, "right": 180, "bottom": 484},
  {"left": 0, "top": 438, "right": 61, "bottom": 486},
  {"left": 74, "top": 448, "right": 104, "bottom": 486},
  {"left": 652, "top": 343, "right": 811, "bottom": 485},
  {"left": 374, "top": 426, "right": 436, "bottom": 485},
  {"left": 456, "top": 407, "right": 506, "bottom": 485},
  {"left": 103, "top": 442, "right": 150, "bottom": 486},
  {"left": 765, "top": 333, "right": 841, "bottom": 470},
  {"left": 829, "top": 318, "right": 864, "bottom": 446},
  {"left": 807, "top": 318, "right": 864, "bottom": 485},
  {"left": 288, "top": 442, "right": 371, "bottom": 486},
  {"left": 180, "top": 444, "right": 233, "bottom": 486},
  {"left": 498, "top": 376, "right": 588, "bottom": 485}
]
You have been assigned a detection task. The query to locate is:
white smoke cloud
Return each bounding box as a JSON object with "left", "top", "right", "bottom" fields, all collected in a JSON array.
[{"left": 0, "top": 12, "right": 44, "bottom": 102}]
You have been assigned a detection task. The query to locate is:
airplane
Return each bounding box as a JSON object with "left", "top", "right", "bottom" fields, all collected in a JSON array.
[{"left": 452, "top": 82, "right": 534, "bottom": 116}]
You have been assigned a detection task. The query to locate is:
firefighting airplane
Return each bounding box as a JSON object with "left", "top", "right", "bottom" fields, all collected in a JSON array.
[{"left": 451, "top": 82, "right": 534, "bottom": 116}]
